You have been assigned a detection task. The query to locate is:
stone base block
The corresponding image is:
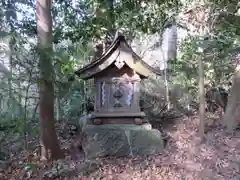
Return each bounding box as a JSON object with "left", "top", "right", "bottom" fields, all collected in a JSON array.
[{"left": 81, "top": 124, "right": 164, "bottom": 159}]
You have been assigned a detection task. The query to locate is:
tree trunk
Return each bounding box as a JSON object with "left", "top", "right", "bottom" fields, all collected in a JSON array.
[
  {"left": 4, "top": 0, "right": 16, "bottom": 119},
  {"left": 223, "top": 66, "right": 240, "bottom": 132},
  {"left": 198, "top": 55, "right": 205, "bottom": 139},
  {"left": 36, "top": 0, "right": 64, "bottom": 160},
  {"left": 56, "top": 92, "right": 61, "bottom": 121}
]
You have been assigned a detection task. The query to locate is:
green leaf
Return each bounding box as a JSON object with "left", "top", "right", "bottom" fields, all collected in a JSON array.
[{"left": 23, "top": 163, "right": 37, "bottom": 171}]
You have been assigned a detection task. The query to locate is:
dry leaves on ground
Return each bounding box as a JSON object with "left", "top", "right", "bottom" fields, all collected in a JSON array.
[{"left": 0, "top": 115, "right": 239, "bottom": 180}]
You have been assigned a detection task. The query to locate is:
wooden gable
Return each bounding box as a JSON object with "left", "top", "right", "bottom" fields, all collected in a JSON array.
[{"left": 75, "top": 35, "right": 161, "bottom": 80}]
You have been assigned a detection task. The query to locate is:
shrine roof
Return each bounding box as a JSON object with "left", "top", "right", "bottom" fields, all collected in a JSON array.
[{"left": 75, "top": 34, "right": 162, "bottom": 80}]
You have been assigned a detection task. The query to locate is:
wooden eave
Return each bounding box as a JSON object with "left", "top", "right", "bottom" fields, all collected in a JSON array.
[{"left": 75, "top": 35, "right": 161, "bottom": 80}]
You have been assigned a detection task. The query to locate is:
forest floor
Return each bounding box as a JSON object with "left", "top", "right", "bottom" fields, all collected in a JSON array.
[{"left": 0, "top": 114, "right": 240, "bottom": 180}]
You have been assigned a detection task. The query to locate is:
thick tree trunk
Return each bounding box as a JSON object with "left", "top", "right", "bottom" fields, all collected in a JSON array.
[
  {"left": 3, "top": 0, "right": 16, "bottom": 119},
  {"left": 36, "top": 0, "right": 64, "bottom": 160},
  {"left": 223, "top": 66, "right": 240, "bottom": 132}
]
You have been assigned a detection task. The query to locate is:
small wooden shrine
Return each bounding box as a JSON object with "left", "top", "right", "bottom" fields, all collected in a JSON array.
[{"left": 75, "top": 34, "right": 161, "bottom": 125}]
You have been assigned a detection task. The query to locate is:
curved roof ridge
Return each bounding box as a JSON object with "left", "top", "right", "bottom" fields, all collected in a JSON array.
[{"left": 75, "top": 34, "right": 162, "bottom": 79}]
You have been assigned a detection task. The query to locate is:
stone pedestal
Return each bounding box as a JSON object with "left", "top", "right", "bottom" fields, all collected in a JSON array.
[{"left": 81, "top": 124, "right": 164, "bottom": 159}]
